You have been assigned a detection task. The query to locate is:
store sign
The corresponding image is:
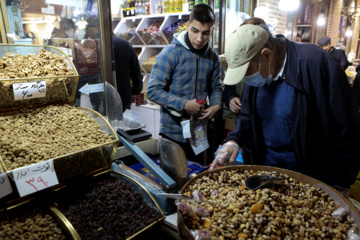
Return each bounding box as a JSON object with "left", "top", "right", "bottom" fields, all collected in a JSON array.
[
  {"left": 12, "top": 159, "right": 59, "bottom": 197},
  {"left": 0, "top": 172, "right": 13, "bottom": 199},
  {"left": 45, "top": 0, "right": 83, "bottom": 7},
  {"left": 12, "top": 80, "right": 46, "bottom": 101}
]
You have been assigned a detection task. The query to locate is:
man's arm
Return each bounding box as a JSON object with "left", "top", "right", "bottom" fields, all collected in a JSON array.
[
  {"left": 147, "top": 47, "right": 187, "bottom": 112},
  {"left": 129, "top": 45, "right": 143, "bottom": 95},
  {"left": 339, "top": 49, "right": 350, "bottom": 70}
]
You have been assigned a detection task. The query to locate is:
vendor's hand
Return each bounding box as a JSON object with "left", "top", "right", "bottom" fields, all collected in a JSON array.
[
  {"left": 198, "top": 105, "right": 221, "bottom": 120},
  {"left": 184, "top": 99, "right": 204, "bottom": 116},
  {"left": 209, "top": 141, "right": 239, "bottom": 170},
  {"left": 229, "top": 97, "right": 241, "bottom": 114}
]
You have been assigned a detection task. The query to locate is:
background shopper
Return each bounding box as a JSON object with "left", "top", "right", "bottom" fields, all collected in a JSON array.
[
  {"left": 317, "top": 36, "right": 350, "bottom": 71},
  {"left": 113, "top": 35, "right": 143, "bottom": 111}
]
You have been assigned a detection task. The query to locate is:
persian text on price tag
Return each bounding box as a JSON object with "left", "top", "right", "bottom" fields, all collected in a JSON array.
[
  {"left": 0, "top": 172, "right": 13, "bottom": 199},
  {"left": 12, "top": 80, "right": 46, "bottom": 101},
  {"left": 12, "top": 159, "right": 59, "bottom": 197}
]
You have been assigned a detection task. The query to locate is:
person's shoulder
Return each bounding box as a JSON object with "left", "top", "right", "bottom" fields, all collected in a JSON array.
[{"left": 292, "top": 41, "right": 329, "bottom": 61}]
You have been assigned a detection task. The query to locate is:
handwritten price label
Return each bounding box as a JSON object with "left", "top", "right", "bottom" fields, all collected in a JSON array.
[
  {"left": 12, "top": 159, "right": 59, "bottom": 197},
  {"left": 13, "top": 80, "right": 46, "bottom": 101},
  {"left": 0, "top": 172, "right": 13, "bottom": 199}
]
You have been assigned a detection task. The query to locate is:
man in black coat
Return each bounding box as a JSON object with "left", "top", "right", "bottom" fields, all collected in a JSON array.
[
  {"left": 113, "top": 35, "right": 143, "bottom": 111},
  {"left": 210, "top": 24, "right": 360, "bottom": 197},
  {"left": 317, "top": 36, "right": 350, "bottom": 71}
]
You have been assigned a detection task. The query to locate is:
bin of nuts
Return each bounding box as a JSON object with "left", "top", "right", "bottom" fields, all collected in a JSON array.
[
  {"left": 53, "top": 171, "right": 165, "bottom": 240},
  {"left": 0, "top": 105, "right": 119, "bottom": 186},
  {"left": 178, "top": 165, "right": 360, "bottom": 240},
  {"left": 142, "top": 53, "right": 159, "bottom": 73},
  {"left": 0, "top": 201, "right": 77, "bottom": 240},
  {"left": 0, "top": 44, "right": 79, "bottom": 111}
]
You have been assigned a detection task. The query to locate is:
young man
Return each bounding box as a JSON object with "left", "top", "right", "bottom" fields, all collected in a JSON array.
[
  {"left": 147, "top": 4, "right": 222, "bottom": 164},
  {"left": 210, "top": 24, "right": 360, "bottom": 197}
]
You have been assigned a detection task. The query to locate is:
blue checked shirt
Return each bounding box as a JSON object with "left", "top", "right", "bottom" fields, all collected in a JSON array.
[{"left": 147, "top": 31, "right": 222, "bottom": 142}]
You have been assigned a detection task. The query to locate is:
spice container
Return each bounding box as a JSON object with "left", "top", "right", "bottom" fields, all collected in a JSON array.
[
  {"left": 52, "top": 170, "right": 165, "bottom": 240},
  {"left": 178, "top": 165, "right": 360, "bottom": 240}
]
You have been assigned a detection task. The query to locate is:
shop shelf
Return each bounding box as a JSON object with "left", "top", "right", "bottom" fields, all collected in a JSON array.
[
  {"left": 161, "top": 14, "right": 189, "bottom": 44},
  {"left": 114, "top": 17, "right": 145, "bottom": 45},
  {"left": 137, "top": 16, "right": 166, "bottom": 45},
  {"left": 138, "top": 47, "right": 162, "bottom": 73}
]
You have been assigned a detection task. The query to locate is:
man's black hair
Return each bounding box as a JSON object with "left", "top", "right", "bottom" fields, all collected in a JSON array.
[{"left": 189, "top": 4, "right": 215, "bottom": 25}]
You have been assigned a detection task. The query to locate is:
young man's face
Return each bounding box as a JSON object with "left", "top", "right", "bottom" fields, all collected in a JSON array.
[
  {"left": 186, "top": 20, "right": 214, "bottom": 49},
  {"left": 319, "top": 42, "right": 331, "bottom": 52}
]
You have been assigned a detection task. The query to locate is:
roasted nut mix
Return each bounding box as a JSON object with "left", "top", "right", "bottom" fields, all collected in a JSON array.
[{"left": 180, "top": 169, "right": 358, "bottom": 240}]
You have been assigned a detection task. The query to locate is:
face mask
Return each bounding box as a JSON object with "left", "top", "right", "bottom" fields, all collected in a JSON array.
[{"left": 243, "top": 58, "right": 272, "bottom": 87}]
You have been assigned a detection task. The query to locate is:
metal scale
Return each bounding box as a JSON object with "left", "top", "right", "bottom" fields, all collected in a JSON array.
[{"left": 103, "top": 82, "right": 191, "bottom": 216}]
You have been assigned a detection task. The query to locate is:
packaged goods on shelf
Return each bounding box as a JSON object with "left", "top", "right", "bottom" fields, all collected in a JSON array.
[
  {"left": 114, "top": 17, "right": 144, "bottom": 45},
  {"left": 163, "top": 19, "right": 187, "bottom": 43},
  {"left": 138, "top": 20, "right": 166, "bottom": 45}
]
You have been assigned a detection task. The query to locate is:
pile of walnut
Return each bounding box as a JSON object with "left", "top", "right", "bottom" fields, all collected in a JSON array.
[
  {"left": 0, "top": 104, "right": 113, "bottom": 170},
  {"left": 0, "top": 49, "right": 74, "bottom": 79},
  {"left": 0, "top": 49, "right": 77, "bottom": 109},
  {"left": 180, "top": 168, "right": 358, "bottom": 240}
]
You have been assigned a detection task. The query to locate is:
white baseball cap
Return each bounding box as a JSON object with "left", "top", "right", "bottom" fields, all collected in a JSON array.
[{"left": 224, "top": 24, "right": 270, "bottom": 85}]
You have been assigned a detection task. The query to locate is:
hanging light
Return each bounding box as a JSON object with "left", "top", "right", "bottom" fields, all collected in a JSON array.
[
  {"left": 317, "top": 10, "right": 326, "bottom": 26},
  {"left": 345, "top": 26, "right": 353, "bottom": 37},
  {"left": 279, "top": 0, "right": 300, "bottom": 11}
]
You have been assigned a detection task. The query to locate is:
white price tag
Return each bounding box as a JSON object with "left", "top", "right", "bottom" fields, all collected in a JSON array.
[
  {"left": 0, "top": 172, "right": 13, "bottom": 199},
  {"left": 41, "top": 6, "right": 55, "bottom": 14},
  {"left": 13, "top": 80, "right": 46, "bottom": 101},
  {"left": 12, "top": 159, "right": 59, "bottom": 197}
]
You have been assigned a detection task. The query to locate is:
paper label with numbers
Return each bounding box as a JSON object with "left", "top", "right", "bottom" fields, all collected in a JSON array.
[
  {"left": 12, "top": 159, "right": 59, "bottom": 197},
  {"left": 13, "top": 80, "right": 46, "bottom": 101},
  {"left": 0, "top": 172, "right": 13, "bottom": 199}
]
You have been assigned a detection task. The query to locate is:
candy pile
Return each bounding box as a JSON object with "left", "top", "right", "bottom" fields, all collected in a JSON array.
[
  {"left": 138, "top": 21, "right": 166, "bottom": 45},
  {"left": 163, "top": 20, "right": 187, "bottom": 43}
]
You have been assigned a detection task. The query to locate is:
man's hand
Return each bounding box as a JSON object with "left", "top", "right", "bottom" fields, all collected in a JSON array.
[
  {"left": 198, "top": 105, "right": 221, "bottom": 120},
  {"left": 209, "top": 141, "right": 240, "bottom": 170},
  {"left": 229, "top": 97, "right": 241, "bottom": 114},
  {"left": 184, "top": 99, "right": 204, "bottom": 116}
]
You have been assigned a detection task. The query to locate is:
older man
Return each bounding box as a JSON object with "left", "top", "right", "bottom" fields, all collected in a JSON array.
[{"left": 210, "top": 24, "right": 360, "bottom": 197}]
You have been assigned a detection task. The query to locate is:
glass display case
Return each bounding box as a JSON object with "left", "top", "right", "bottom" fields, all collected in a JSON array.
[{"left": 0, "top": 0, "right": 114, "bottom": 116}]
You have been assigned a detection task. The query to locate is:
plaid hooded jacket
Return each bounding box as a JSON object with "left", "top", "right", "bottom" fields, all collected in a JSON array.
[{"left": 147, "top": 31, "right": 222, "bottom": 142}]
